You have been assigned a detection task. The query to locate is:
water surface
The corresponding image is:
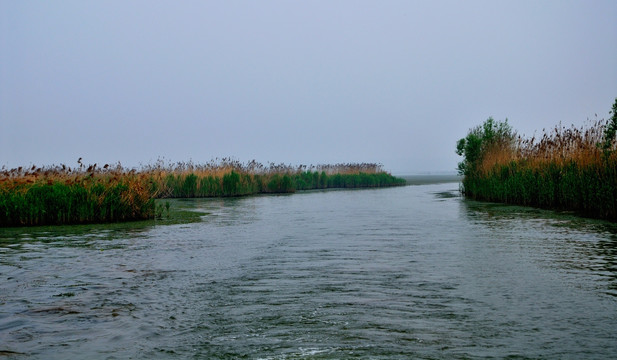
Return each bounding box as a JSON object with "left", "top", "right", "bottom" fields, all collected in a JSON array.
[{"left": 1, "top": 182, "right": 616, "bottom": 359}]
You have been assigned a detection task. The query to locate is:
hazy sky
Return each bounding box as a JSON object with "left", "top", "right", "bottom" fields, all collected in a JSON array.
[{"left": 2, "top": 1, "right": 616, "bottom": 174}]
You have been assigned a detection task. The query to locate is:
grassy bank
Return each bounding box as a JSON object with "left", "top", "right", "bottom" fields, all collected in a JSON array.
[
  {"left": 0, "top": 164, "right": 155, "bottom": 227},
  {"left": 1, "top": 160, "right": 404, "bottom": 227},
  {"left": 456, "top": 98, "right": 617, "bottom": 221}
]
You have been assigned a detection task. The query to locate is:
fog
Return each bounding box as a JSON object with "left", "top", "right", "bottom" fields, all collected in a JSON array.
[{"left": 2, "top": 1, "right": 616, "bottom": 174}]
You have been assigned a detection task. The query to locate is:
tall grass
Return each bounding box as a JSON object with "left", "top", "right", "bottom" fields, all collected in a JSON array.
[
  {"left": 146, "top": 159, "right": 404, "bottom": 198},
  {"left": 1, "top": 159, "right": 404, "bottom": 227},
  {"left": 0, "top": 163, "right": 154, "bottom": 227},
  {"left": 457, "top": 98, "right": 617, "bottom": 221}
]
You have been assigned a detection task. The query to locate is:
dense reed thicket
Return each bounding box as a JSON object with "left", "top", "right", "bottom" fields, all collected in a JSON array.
[
  {"left": 146, "top": 159, "right": 404, "bottom": 198},
  {"left": 456, "top": 98, "right": 617, "bottom": 221},
  {"left": 1, "top": 159, "right": 404, "bottom": 227},
  {"left": 0, "top": 162, "right": 154, "bottom": 227}
]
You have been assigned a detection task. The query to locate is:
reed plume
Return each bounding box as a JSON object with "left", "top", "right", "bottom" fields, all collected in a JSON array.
[
  {"left": 1, "top": 158, "right": 404, "bottom": 227},
  {"left": 456, "top": 98, "right": 617, "bottom": 221}
]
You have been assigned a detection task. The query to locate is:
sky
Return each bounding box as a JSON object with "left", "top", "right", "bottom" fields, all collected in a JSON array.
[{"left": 1, "top": 1, "right": 616, "bottom": 175}]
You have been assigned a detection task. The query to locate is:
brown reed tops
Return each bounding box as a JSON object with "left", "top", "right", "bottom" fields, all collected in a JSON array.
[
  {"left": 478, "top": 118, "right": 617, "bottom": 175},
  {"left": 1, "top": 158, "right": 388, "bottom": 188}
]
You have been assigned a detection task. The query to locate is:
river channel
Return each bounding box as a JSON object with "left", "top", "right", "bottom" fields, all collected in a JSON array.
[{"left": 1, "top": 181, "right": 616, "bottom": 359}]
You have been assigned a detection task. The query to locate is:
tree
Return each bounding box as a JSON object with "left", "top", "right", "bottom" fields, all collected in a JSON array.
[
  {"left": 601, "top": 97, "right": 617, "bottom": 153},
  {"left": 456, "top": 117, "right": 513, "bottom": 176}
]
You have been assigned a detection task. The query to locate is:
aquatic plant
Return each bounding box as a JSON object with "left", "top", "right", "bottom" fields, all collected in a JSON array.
[
  {"left": 456, "top": 98, "right": 617, "bottom": 221},
  {"left": 1, "top": 159, "right": 404, "bottom": 227},
  {"left": 143, "top": 159, "right": 404, "bottom": 198},
  {"left": 0, "top": 163, "right": 154, "bottom": 226}
]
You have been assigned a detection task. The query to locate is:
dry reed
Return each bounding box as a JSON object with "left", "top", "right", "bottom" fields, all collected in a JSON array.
[
  {"left": 458, "top": 99, "right": 617, "bottom": 221},
  {"left": 1, "top": 159, "right": 403, "bottom": 227}
]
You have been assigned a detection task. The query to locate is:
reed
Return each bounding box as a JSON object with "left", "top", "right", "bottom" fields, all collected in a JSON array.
[
  {"left": 0, "top": 163, "right": 154, "bottom": 227},
  {"left": 457, "top": 98, "right": 617, "bottom": 221},
  {"left": 147, "top": 159, "right": 405, "bottom": 198},
  {"left": 1, "top": 159, "right": 404, "bottom": 227}
]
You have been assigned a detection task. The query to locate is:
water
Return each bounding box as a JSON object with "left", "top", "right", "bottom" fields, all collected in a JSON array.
[{"left": 1, "top": 182, "right": 616, "bottom": 359}]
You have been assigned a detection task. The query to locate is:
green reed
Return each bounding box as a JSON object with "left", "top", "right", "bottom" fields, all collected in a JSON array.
[
  {"left": 0, "top": 175, "right": 154, "bottom": 227},
  {"left": 152, "top": 170, "right": 405, "bottom": 198},
  {"left": 1, "top": 160, "right": 404, "bottom": 227},
  {"left": 457, "top": 98, "right": 617, "bottom": 221}
]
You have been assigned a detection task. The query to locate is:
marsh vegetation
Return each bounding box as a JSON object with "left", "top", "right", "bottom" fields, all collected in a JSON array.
[
  {"left": 0, "top": 159, "right": 404, "bottom": 227},
  {"left": 456, "top": 98, "right": 617, "bottom": 221}
]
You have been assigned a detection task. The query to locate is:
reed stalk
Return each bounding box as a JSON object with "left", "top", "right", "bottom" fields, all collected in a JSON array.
[
  {"left": 1, "top": 159, "right": 404, "bottom": 227},
  {"left": 457, "top": 98, "right": 617, "bottom": 221}
]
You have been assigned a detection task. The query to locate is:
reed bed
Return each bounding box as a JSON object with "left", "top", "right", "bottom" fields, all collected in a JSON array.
[
  {"left": 457, "top": 99, "right": 617, "bottom": 221},
  {"left": 0, "top": 162, "right": 154, "bottom": 227},
  {"left": 145, "top": 159, "right": 404, "bottom": 198},
  {"left": 1, "top": 159, "right": 404, "bottom": 227}
]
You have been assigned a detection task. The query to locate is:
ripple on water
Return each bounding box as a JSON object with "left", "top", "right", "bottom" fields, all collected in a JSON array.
[{"left": 1, "top": 184, "right": 617, "bottom": 358}]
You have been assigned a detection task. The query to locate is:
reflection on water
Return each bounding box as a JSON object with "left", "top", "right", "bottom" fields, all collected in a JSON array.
[
  {"left": 1, "top": 183, "right": 617, "bottom": 359},
  {"left": 0, "top": 219, "right": 151, "bottom": 248},
  {"left": 0, "top": 198, "right": 210, "bottom": 249},
  {"left": 463, "top": 199, "right": 617, "bottom": 298}
]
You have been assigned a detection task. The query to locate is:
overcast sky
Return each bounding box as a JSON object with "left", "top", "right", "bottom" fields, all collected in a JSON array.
[{"left": 1, "top": 1, "right": 616, "bottom": 174}]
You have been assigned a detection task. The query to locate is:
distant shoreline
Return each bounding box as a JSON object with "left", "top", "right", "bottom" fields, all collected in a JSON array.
[{"left": 400, "top": 174, "right": 462, "bottom": 185}]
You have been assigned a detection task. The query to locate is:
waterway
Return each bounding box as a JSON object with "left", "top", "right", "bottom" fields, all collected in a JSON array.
[{"left": 1, "top": 180, "right": 616, "bottom": 358}]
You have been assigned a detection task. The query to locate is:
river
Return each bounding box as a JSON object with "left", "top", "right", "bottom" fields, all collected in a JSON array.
[{"left": 1, "top": 180, "right": 616, "bottom": 359}]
